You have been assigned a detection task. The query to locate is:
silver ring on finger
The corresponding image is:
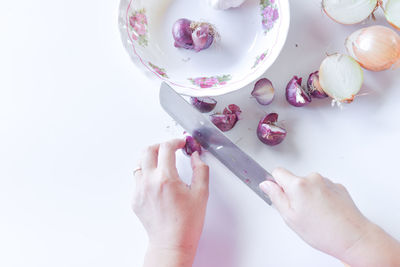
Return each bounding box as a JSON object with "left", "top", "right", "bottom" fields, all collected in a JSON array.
[{"left": 133, "top": 166, "right": 142, "bottom": 176}]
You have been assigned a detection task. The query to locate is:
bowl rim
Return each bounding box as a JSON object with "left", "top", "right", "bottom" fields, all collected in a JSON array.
[{"left": 119, "top": 0, "right": 291, "bottom": 97}]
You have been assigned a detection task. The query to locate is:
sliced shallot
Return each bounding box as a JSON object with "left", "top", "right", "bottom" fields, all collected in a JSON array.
[
  {"left": 183, "top": 135, "right": 202, "bottom": 156},
  {"left": 257, "top": 113, "right": 287, "bottom": 146},
  {"left": 251, "top": 78, "right": 275, "bottom": 105},
  {"left": 190, "top": 97, "right": 217, "bottom": 113},
  {"left": 286, "top": 76, "right": 312, "bottom": 107},
  {"left": 210, "top": 104, "right": 241, "bottom": 132},
  {"left": 307, "top": 71, "right": 328, "bottom": 99}
]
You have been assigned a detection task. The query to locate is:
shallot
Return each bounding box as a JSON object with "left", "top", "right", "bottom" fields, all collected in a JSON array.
[
  {"left": 190, "top": 97, "right": 217, "bottom": 113},
  {"left": 307, "top": 71, "right": 328, "bottom": 99},
  {"left": 286, "top": 76, "right": 312, "bottom": 107},
  {"left": 172, "top": 19, "right": 194, "bottom": 49},
  {"left": 257, "top": 113, "right": 287, "bottom": 146},
  {"left": 192, "top": 23, "right": 215, "bottom": 52},
  {"left": 251, "top": 78, "right": 275, "bottom": 105},
  {"left": 172, "top": 19, "right": 217, "bottom": 52},
  {"left": 319, "top": 54, "right": 364, "bottom": 103},
  {"left": 183, "top": 135, "right": 202, "bottom": 156},
  {"left": 225, "top": 104, "right": 242, "bottom": 119},
  {"left": 385, "top": 0, "right": 400, "bottom": 30},
  {"left": 322, "top": 0, "right": 380, "bottom": 25},
  {"left": 210, "top": 104, "right": 241, "bottom": 132},
  {"left": 345, "top": 25, "right": 400, "bottom": 72}
]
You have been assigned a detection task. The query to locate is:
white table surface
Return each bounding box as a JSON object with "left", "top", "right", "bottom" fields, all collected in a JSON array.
[{"left": 1, "top": 0, "right": 399, "bottom": 266}]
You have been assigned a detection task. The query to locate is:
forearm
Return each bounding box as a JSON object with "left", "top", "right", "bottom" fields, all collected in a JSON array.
[
  {"left": 143, "top": 244, "right": 196, "bottom": 267},
  {"left": 341, "top": 223, "right": 400, "bottom": 267}
]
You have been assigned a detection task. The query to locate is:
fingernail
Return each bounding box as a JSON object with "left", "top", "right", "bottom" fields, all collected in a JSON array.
[{"left": 259, "top": 182, "right": 271, "bottom": 193}]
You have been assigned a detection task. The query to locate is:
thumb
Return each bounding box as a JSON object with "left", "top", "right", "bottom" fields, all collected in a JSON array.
[
  {"left": 191, "top": 152, "right": 210, "bottom": 196},
  {"left": 259, "top": 181, "right": 290, "bottom": 215}
]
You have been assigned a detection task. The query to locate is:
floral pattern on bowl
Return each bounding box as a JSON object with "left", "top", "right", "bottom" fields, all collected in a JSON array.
[
  {"left": 252, "top": 50, "right": 269, "bottom": 69},
  {"left": 261, "top": 0, "right": 279, "bottom": 33},
  {"left": 128, "top": 8, "right": 148, "bottom": 47},
  {"left": 188, "top": 75, "right": 232, "bottom": 89},
  {"left": 148, "top": 62, "right": 169, "bottom": 78}
]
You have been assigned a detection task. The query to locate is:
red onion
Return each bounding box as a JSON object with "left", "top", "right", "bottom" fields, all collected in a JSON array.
[
  {"left": 286, "top": 76, "right": 312, "bottom": 107},
  {"left": 251, "top": 78, "right": 275, "bottom": 105},
  {"left": 307, "top": 71, "right": 328, "bottom": 99},
  {"left": 210, "top": 104, "right": 241, "bottom": 132},
  {"left": 172, "top": 19, "right": 217, "bottom": 52},
  {"left": 183, "top": 135, "right": 202, "bottom": 156},
  {"left": 172, "top": 19, "right": 194, "bottom": 49},
  {"left": 190, "top": 97, "right": 217, "bottom": 113},
  {"left": 257, "top": 113, "right": 287, "bottom": 146}
]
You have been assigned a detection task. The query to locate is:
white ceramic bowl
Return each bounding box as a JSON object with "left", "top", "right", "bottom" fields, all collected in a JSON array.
[{"left": 119, "top": 0, "right": 290, "bottom": 96}]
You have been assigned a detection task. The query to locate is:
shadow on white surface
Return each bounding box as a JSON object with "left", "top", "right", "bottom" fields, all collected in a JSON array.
[{"left": 194, "top": 189, "right": 240, "bottom": 267}]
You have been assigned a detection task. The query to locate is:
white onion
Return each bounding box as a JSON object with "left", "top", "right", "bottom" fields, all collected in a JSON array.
[
  {"left": 322, "top": 0, "right": 379, "bottom": 25},
  {"left": 319, "top": 54, "right": 364, "bottom": 103},
  {"left": 345, "top": 25, "right": 400, "bottom": 71},
  {"left": 207, "top": 0, "right": 247, "bottom": 10},
  {"left": 385, "top": 0, "right": 400, "bottom": 30}
]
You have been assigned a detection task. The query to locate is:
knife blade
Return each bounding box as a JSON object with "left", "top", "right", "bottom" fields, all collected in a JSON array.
[{"left": 159, "top": 82, "right": 274, "bottom": 205}]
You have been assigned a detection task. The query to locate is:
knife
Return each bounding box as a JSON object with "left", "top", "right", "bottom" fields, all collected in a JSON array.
[{"left": 159, "top": 82, "right": 274, "bottom": 205}]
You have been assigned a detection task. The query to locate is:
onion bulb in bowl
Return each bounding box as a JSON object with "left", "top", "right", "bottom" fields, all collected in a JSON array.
[
  {"left": 385, "top": 0, "right": 400, "bottom": 30},
  {"left": 322, "top": 0, "right": 380, "bottom": 25},
  {"left": 345, "top": 25, "right": 400, "bottom": 71},
  {"left": 319, "top": 54, "right": 364, "bottom": 103}
]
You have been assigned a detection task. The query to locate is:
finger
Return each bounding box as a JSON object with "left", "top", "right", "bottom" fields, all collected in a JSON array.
[
  {"left": 142, "top": 144, "right": 160, "bottom": 171},
  {"left": 191, "top": 151, "right": 210, "bottom": 196},
  {"left": 133, "top": 168, "right": 143, "bottom": 179},
  {"left": 271, "top": 167, "right": 299, "bottom": 190},
  {"left": 259, "top": 181, "right": 290, "bottom": 214},
  {"left": 158, "top": 139, "right": 186, "bottom": 174},
  {"left": 323, "top": 177, "right": 336, "bottom": 187}
]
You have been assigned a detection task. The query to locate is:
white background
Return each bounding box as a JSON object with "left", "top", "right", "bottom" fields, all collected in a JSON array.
[{"left": 1, "top": 0, "right": 399, "bottom": 266}]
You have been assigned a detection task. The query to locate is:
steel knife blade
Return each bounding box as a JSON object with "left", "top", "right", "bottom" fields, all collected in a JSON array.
[{"left": 159, "top": 82, "right": 274, "bottom": 205}]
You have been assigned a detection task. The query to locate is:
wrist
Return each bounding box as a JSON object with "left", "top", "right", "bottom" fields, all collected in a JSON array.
[
  {"left": 144, "top": 243, "right": 197, "bottom": 267},
  {"left": 341, "top": 222, "right": 400, "bottom": 267}
]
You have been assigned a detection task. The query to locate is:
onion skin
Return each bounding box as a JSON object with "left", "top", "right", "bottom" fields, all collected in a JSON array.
[
  {"left": 307, "top": 71, "right": 328, "bottom": 99},
  {"left": 190, "top": 97, "right": 217, "bottom": 113},
  {"left": 345, "top": 25, "right": 400, "bottom": 72},
  {"left": 172, "top": 19, "right": 194, "bottom": 49},
  {"left": 251, "top": 78, "right": 275, "bottom": 105},
  {"left": 183, "top": 135, "right": 202, "bottom": 156},
  {"left": 257, "top": 113, "right": 287, "bottom": 146},
  {"left": 286, "top": 76, "right": 312, "bottom": 107}
]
